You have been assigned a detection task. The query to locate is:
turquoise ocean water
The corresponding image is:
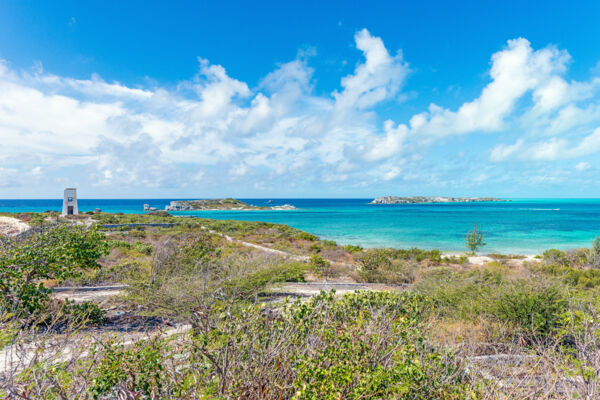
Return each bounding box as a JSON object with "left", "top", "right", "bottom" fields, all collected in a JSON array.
[{"left": 1, "top": 198, "right": 599, "bottom": 254}]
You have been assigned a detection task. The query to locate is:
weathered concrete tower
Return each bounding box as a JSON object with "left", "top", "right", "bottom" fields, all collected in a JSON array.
[{"left": 62, "top": 188, "right": 79, "bottom": 216}]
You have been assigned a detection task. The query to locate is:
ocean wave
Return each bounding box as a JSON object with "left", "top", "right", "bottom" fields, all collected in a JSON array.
[{"left": 517, "top": 208, "right": 560, "bottom": 211}]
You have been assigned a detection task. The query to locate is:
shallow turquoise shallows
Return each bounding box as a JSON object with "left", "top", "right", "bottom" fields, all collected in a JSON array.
[{"left": 1, "top": 198, "right": 600, "bottom": 254}]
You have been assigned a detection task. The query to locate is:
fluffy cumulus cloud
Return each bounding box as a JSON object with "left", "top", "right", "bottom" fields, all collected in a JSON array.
[
  {"left": 1, "top": 31, "right": 600, "bottom": 196},
  {"left": 0, "top": 29, "right": 413, "bottom": 195},
  {"left": 410, "top": 38, "right": 573, "bottom": 137},
  {"left": 334, "top": 29, "right": 409, "bottom": 110}
]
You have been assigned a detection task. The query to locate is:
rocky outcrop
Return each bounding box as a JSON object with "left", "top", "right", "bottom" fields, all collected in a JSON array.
[
  {"left": 270, "top": 204, "right": 296, "bottom": 210},
  {"left": 370, "top": 196, "right": 508, "bottom": 205}
]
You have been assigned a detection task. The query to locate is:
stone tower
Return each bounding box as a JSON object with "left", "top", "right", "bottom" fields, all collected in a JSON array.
[{"left": 62, "top": 188, "right": 79, "bottom": 216}]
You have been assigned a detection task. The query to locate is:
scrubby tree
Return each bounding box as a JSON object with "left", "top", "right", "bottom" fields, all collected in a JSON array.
[
  {"left": 0, "top": 224, "right": 108, "bottom": 317},
  {"left": 465, "top": 222, "right": 486, "bottom": 254}
]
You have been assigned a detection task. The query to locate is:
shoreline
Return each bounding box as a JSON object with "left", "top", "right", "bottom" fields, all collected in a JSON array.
[
  {"left": 0, "top": 211, "right": 551, "bottom": 256},
  {"left": 2, "top": 208, "right": 595, "bottom": 256}
]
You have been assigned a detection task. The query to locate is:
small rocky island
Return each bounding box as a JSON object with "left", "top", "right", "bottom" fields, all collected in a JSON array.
[
  {"left": 370, "top": 196, "right": 508, "bottom": 204},
  {"left": 165, "top": 198, "right": 296, "bottom": 211}
]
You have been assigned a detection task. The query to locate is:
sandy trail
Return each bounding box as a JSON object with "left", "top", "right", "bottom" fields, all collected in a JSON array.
[
  {"left": 0, "top": 323, "right": 191, "bottom": 376},
  {"left": 441, "top": 253, "right": 539, "bottom": 266}
]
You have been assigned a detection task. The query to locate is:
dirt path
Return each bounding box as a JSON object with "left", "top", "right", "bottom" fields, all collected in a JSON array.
[
  {"left": 0, "top": 323, "right": 191, "bottom": 376},
  {"left": 50, "top": 281, "right": 402, "bottom": 305}
]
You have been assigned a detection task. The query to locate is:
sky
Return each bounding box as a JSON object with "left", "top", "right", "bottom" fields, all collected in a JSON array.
[{"left": 1, "top": 1, "right": 600, "bottom": 198}]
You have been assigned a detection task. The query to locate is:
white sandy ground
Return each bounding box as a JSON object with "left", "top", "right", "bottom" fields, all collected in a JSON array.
[
  {"left": 0, "top": 217, "right": 30, "bottom": 236},
  {"left": 0, "top": 323, "right": 191, "bottom": 376},
  {"left": 441, "top": 253, "right": 539, "bottom": 266}
]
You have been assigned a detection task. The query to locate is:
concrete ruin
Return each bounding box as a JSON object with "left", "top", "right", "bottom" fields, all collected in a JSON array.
[{"left": 62, "top": 188, "right": 79, "bottom": 216}]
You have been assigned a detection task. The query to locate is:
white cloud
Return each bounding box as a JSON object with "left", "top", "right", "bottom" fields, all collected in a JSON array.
[
  {"left": 490, "top": 139, "right": 524, "bottom": 162},
  {"left": 364, "top": 120, "right": 408, "bottom": 161},
  {"left": 1, "top": 31, "right": 600, "bottom": 195},
  {"left": 333, "top": 29, "right": 409, "bottom": 110},
  {"left": 576, "top": 162, "right": 591, "bottom": 171},
  {"left": 492, "top": 127, "right": 600, "bottom": 161},
  {"left": 410, "top": 38, "right": 570, "bottom": 137},
  {"left": 383, "top": 166, "right": 402, "bottom": 181}
]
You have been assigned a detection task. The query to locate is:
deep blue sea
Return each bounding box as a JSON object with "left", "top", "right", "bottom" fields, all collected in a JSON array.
[{"left": 1, "top": 198, "right": 600, "bottom": 254}]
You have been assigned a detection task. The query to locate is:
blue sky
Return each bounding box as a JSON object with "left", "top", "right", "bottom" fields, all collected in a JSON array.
[{"left": 1, "top": 1, "right": 600, "bottom": 198}]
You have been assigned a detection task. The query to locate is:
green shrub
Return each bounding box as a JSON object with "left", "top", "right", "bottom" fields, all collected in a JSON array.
[
  {"left": 292, "top": 292, "right": 474, "bottom": 399},
  {"left": 589, "top": 237, "right": 600, "bottom": 268},
  {"left": 441, "top": 254, "right": 469, "bottom": 264},
  {"left": 343, "top": 244, "right": 363, "bottom": 253},
  {"left": 416, "top": 268, "right": 498, "bottom": 319},
  {"left": 491, "top": 283, "right": 567, "bottom": 340},
  {"left": 538, "top": 263, "right": 600, "bottom": 288},
  {"left": 309, "top": 254, "right": 330, "bottom": 277},
  {"left": 321, "top": 239, "right": 337, "bottom": 248},
  {"left": 417, "top": 267, "right": 568, "bottom": 341},
  {"left": 393, "top": 248, "right": 442, "bottom": 263},
  {"left": 75, "top": 260, "right": 148, "bottom": 286},
  {"left": 200, "top": 218, "right": 318, "bottom": 242},
  {"left": 543, "top": 249, "right": 570, "bottom": 266},
  {"left": 223, "top": 261, "right": 307, "bottom": 296},
  {"left": 357, "top": 249, "right": 416, "bottom": 284},
  {"left": 309, "top": 243, "right": 321, "bottom": 253},
  {"left": 61, "top": 300, "right": 105, "bottom": 326},
  {"left": 133, "top": 241, "right": 153, "bottom": 255},
  {"left": 0, "top": 225, "right": 108, "bottom": 317},
  {"left": 91, "top": 337, "right": 171, "bottom": 398},
  {"left": 297, "top": 231, "right": 318, "bottom": 241},
  {"left": 126, "top": 232, "right": 308, "bottom": 317},
  {"left": 188, "top": 291, "right": 475, "bottom": 399},
  {"left": 0, "top": 313, "right": 17, "bottom": 350},
  {"left": 358, "top": 249, "right": 392, "bottom": 272},
  {"left": 358, "top": 247, "right": 443, "bottom": 268}
]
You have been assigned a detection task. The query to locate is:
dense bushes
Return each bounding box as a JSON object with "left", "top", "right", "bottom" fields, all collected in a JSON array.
[
  {"left": 356, "top": 248, "right": 445, "bottom": 284},
  {"left": 40, "top": 298, "right": 106, "bottom": 328},
  {"left": 417, "top": 267, "right": 568, "bottom": 342},
  {"left": 542, "top": 238, "right": 600, "bottom": 268},
  {"left": 343, "top": 244, "right": 363, "bottom": 253},
  {"left": 200, "top": 218, "right": 318, "bottom": 242},
  {"left": 0, "top": 224, "right": 108, "bottom": 318},
  {"left": 13, "top": 291, "right": 474, "bottom": 399},
  {"left": 108, "top": 239, "right": 153, "bottom": 255},
  {"left": 126, "top": 231, "right": 309, "bottom": 317},
  {"left": 309, "top": 254, "right": 331, "bottom": 277},
  {"left": 91, "top": 337, "right": 170, "bottom": 398},
  {"left": 492, "top": 283, "right": 567, "bottom": 339},
  {"left": 186, "top": 291, "right": 474, "bottom": 399},
  {"left": 287, "top": 292, "right": 473, "bottom": 399},
  {"left": 95, "top": 212, "right": 174, "bottom": 225},
  {"left": 537, "top": 239, "right": 600, "bottom": 288},
  {"left": 538, "top": 263, "right": 600, "bottom": 288}
]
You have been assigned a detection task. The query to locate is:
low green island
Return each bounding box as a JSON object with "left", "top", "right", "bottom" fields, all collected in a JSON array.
[
  {"left": 164, "top": 198, "right": 296, "bottom": 211},
  {"left": 1, "top": 210, "right": 599, "bottom": 399},
  {"left": 370, "top": 196, "right": 509, "bottom": 204}
]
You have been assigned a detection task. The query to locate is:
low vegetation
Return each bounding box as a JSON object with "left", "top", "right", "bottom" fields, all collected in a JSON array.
[
  {"left": 1, "top": 212, "right": 599, "bottom": 399},
  {"left": 0, "top": 224, "right": 107, "bottom": 319}
]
